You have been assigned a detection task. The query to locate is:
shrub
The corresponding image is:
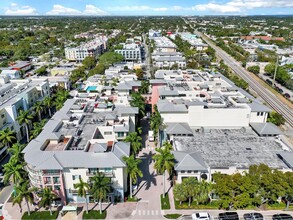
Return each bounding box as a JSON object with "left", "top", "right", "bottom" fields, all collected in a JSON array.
[{"left": 164, "top": 213, "right": 182, "bottom": 219}]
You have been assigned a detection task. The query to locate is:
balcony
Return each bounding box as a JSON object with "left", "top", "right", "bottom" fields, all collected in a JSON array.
[
  {"left": 42, "top": 171, "right": 61, "bottom": 176},
  {"left": 86, "top": 171, "right": 114, "bottom": 178}
]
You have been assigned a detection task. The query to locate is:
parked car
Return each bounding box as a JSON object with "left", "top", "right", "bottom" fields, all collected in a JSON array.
[
  {"left": 218, "top": 212, "right": 239, "bottom": 220},
  {"left": 272, "top": 214, "right": 293, "bottom": 220},
  {"left": 266, "top": 79, "right": 272, "bottom": 85},
  {"left": 243, "top": 212, "right": 264, "bottom": 220},
  {"left": 276, "top": 87, "right": 283, "bottom": 93},
  {"left": 192, "top": 212, "right": 211, "bottom": 220},
  {"left": 284, "top": 93, "right": 291, "bottom": 99}
]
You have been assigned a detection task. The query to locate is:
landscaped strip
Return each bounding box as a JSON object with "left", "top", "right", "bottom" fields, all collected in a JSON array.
[
  {"left": 161, "top": 194, "right": 171, "bottom": 210},
  {"left": 22, "top": 211, "right": 59, "bottom": 220},
  {"left": 82, "top": 210, "right": 107, "bottom": 219}
]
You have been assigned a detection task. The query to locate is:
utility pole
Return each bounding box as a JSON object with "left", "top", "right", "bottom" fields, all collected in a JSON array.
[{"left": 273, "top": 55, "right": 279, "bottom": 88}]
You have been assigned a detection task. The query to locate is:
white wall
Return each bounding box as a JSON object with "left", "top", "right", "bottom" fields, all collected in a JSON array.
[{"left": 249, "top": 112, "right": 268, "bottom": 123}]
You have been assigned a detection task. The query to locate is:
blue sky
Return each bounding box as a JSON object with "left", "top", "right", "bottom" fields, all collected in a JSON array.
[{"left": 0, "top": 0, "right": 292, "bottom": 16}]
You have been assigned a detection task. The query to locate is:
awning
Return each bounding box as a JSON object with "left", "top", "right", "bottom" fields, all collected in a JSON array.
[{"left": 61, "top": 206, "right": 77, "bottom": 212}]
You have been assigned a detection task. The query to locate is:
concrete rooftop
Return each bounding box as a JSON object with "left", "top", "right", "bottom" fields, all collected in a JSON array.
[{"left": 173, "top": 128, "right": 289, "bottom": 169}]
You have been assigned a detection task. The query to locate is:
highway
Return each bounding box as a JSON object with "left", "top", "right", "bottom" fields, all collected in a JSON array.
[{"left": 184, "top": 20, "right": 293, "bottom": 127}]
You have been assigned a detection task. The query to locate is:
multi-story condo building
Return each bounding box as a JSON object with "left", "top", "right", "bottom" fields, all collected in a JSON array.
[
  {"left": 65, "top": 37, "right": 107, "bottom": 62},
  {"left": 152, "top": 52, "right": 186, "bottom": 69},
  {"left": 0, "top": 76, "right": 50, "bottom": 159},
  {"left": 24, "top": 98, "right": 139, "bottom": 205},
  {"left": 115, "top": 43, "right": 143, "bottom": 63}
]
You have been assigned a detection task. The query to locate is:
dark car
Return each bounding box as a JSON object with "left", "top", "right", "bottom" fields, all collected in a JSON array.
[
  {"left": 276, "top": 87, "right": 283, "bottom": 93},
  {"left": 218, "top": 212, "right": 239, "bottom": 220},
  {"left": 243, "top": 213, "right": 264, "bottom": 220},
  {"left": 272, "top": 214, "right": 293, "bottom": 220},
  {"left": 266, "top": 79, "right": 272, "bottom": 85},
  {"left": 284, "top": 93, "right": 291, "bottom": 99}
]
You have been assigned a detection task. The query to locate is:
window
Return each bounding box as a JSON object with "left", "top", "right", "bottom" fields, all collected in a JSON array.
[
  {"left": 260, "top": 112, "right": 264, "bottom": 116},
  {"left": 1, "top": 114, "right": 5, "bottom": 118},
  {"left": 72, "top": 175, "right": 80, "bottom": 180},
  {"left": 104, "top": 132, "right": 112, "bottom": 135},
  {"left": 117, "top": 132, "right": 124, "bottom": 137}
]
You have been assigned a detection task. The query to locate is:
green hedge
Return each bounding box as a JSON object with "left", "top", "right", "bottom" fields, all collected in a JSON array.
[
  {"left": 83, "top": 210, "right": 107, "bottom": 219},
  {"left": 174, "top": 199, "right": 220, "bottom": 210},
  {"left": 22, "top": 211, "right": 59, "bottom": 220},
  {"left": 161, "top": 194, "right": 171, "bottom": 210},
  {"left": 164, "top": 213, "right": 182, "bottom": 219}
]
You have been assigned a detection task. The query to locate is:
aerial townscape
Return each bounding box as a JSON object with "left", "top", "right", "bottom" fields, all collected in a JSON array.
[{"left": 0, "top": 1, "right": 292, "bottom": 220}]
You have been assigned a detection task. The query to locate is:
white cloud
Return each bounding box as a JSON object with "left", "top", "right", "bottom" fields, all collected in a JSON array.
[
  {"left": 108, "top": 5, "right": 192, "bottom": 12},
  {"left": 4, "top": 3, "right": 38, "bottom": 15},
  {"left": 46, "top": 4, "right": 108, "bottom": 16},
  {"left": 108, "top": 6, "right": 151, "bottom": 11},
  {"left": 153, "top": 8, "right": 168, "bottom": 12},
  {"left": 83, "top": 5, "right": 108, "bottom": 15},
  {"left": 192, "top": 0, "right": 293, "bottom": 14}
]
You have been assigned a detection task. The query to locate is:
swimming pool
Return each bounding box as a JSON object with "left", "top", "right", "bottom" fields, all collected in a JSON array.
[{"left": 86, "top": 86, "right": 97, "bottom": 92}]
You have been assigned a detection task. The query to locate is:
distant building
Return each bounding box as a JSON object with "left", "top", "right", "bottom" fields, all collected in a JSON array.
[
  {"left": 115, "top": 43, "right": 143, "bottom": 63},
  {"left": 0, "top": 70, "right": 21, "bottom": 79},
  {"left": 65, "top": 37, "right": 107, "bottom": 62},
  {"left": 154, "top": 37, "right": 177, "bottom": 53},
  {"left": 149, "top": 29, "right": 161, "bottom": 39},
  {"left": 240, "top": 36, "right": 285, "bottom": 42}
]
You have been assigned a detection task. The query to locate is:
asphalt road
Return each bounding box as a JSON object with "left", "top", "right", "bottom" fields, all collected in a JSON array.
[{"left": 186, "top": 24, "right": 293, "bottom": 127}]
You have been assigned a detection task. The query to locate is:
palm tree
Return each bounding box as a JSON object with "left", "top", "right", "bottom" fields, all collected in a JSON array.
[
  {"left": 13, "top": 181, "right": 35, "bottom": 216},
  {"left": 74, "top": 178, "right": 90, "bottom": 214},
  {"left": 124, "top": 132, "right": 142, "bottom": 155},
  {"left": 53, "top": 89, "right": 69, "bottom": 110},
  {"left": 153, "top": 143, "right": 175, "bottom": 198},
  {"left": 3, "top": 159, "right": 25, "bottom": 184},
  {"left": 30, "top": 119, "right": 47, "bottom": 140},
  {"left": 8, "top": 142, "right": 25, "bottom": 162},
  {"left": 39, "top": 187, "right": 57, "bottom": 216},
  {"left": 0, "top": 127, "right": 16, "bottom": 148},
  {"left": 182, "top": 177, "right": 199, "bottom": 207},
  {"left": 17, "top": 110, "right": 33, "bottom": 143},
  {"left": 150, "top": 105, "right": 163, "bottom": 140},
  {"left": 33, "top": 101, "right": 44, "bottom": 122},
  {"left": 90, "top": 172, "right": 111, "bottom": 214},
  {"left": 43, "top": 97, "right": 53, "bottom": 117},
  {"left": 123, "top": 155, "right": 143, "bottom": 198},
  {"left": 139, "top": 80, "right": 150, "bottom": 94},
  {"left": 173, "top": 183, "right": 187, "bottom": 205},
  {"left": 196, "top": 181, "right": 212, "bottom": 205},
  {"left": 130, "top": 92, "right": 145, "bottom": 117}
]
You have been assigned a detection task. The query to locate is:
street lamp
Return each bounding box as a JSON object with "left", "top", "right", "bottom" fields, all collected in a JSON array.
[{"left": 272, "top": 54, "right": 280, "bottom": 88}]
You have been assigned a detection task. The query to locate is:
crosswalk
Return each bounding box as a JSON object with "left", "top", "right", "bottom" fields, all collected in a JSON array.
[{"left": 132, "top": 210, "right": 163, "bottom": 216}]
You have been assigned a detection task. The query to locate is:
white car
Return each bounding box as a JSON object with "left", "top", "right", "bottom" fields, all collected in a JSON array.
[{"left": 192, "top": 212, "right": 211, "bottom": 220}]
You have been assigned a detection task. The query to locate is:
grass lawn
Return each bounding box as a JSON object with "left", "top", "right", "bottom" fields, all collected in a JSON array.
[
  {"left": 161, "top": 194, "right": 171, "bottom": 210},
  {"left": 22, "top": 211, "right": 59, "bottom": 220},
  {"left": 164, "top": 213, "right": 182, "bottom": 219},
  {"left": 83, "top": 210, "right": 107, "bottom": 219},
  {"left": 127, "top": 196, "right": 139, "bottom": 202}
]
